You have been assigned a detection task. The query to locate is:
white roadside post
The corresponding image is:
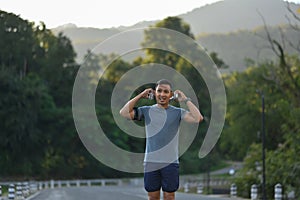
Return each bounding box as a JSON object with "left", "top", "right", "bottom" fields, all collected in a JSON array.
[
  {"left": 251, "top": 184, "right": 258, "bottom": 200},
  {"left": 50, "top": 180, "right": 54, "bottom": 189},
  {"left": 197, "top": 183, "right": 203, "bottom": 194},
  {"left": 38, "top": 182, "right": 42, "bottom": 190},
  {"left": 184, "top": 182, "right": 189, "bottom": 193},
  {"left": 8, "top": 184, "right": 15, "bottom": 200},
  {"left": 16, "top": 183, "right": 23, "bottom": 199},
  {"left": 22, "top": 182, "right": 29, "bottom": 198},
  {"left": 57, "top": 181, "right": 62, "bottom": 188},
  {"left": 274, "top": 183, "right": 282, "bottom": 200},
  {"left": 230, "top": 183, "right": 237, "bottom": 197}
]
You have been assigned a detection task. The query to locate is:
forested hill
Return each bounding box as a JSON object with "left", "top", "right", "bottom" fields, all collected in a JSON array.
[
  {"left": 179, "top": 0, "right": 299, "bottom": 33},
  {"left": 51, "top": 0, "right": 300, "bottom": 71},
  {"left": 197, "top": 26, "right": 300, "bottom": 71}
]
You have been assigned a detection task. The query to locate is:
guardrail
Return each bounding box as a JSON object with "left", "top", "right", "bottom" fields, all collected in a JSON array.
[
  {"left": 0, "top": 178, "right": 139, "bottom": 200},
  {"left": 0, "top": 178, "right": 292, "bottom": 199},
  {"left": 0, "top": 177, "right": 233, "bottom": 199}
]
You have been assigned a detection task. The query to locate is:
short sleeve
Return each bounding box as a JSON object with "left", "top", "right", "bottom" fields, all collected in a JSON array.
[
  {"left": 133, "top": 107, "right": 145, "bottom": 121},
  {"left": 180, "top": 108, "right": 188, "bottom": 120}
]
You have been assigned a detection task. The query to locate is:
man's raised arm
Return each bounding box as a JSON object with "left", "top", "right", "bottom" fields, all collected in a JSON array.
[
  {"left": 119, "top": 88, "right": 152, "bottom": 119},
  {"left": 174, "top": 90, "right": 203, "bottom": 123}
]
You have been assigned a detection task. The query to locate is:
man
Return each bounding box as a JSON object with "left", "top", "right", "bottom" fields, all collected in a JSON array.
[{"left": 119, "top": 79, "right": 203, "bottom": 200}]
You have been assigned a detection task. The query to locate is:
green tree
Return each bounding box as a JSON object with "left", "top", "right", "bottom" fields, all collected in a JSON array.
[
  {"left": 0, "top": 10, "right": 87, "bottom": 179},
  {"left": 219, "top": 61, "right": 293, "bottom": 160},
  {"left": 229, "top": 55, "right": 300, "bottom": 198},
  {"left": 141, "top": 16, "right": 194, "bottom": 66},
  {"left": 0, "top": 68, "right": 55, "bottom": 176},
  {"left": 209, "top": 52, "right": 229, "bottom": 69},
  {"left": 0, "top": 10, "right": 36, "bottom": 77},
  {"left": 34, "top": 24, "right": 78, "bottom": 106}
]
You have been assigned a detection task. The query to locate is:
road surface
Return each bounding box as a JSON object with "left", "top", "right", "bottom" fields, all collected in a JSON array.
[{"left": 27, "top": 186, "right": 235, "bottom": 200}]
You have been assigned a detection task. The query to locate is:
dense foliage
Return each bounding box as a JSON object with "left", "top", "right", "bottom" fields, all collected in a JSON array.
[{"left": 222, "top": 56, "right": 300, "bottom": 198}]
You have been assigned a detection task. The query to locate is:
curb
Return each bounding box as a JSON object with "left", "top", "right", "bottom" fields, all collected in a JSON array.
[{"left": 25, "top": 192, "right": 41, "bottom": 200}]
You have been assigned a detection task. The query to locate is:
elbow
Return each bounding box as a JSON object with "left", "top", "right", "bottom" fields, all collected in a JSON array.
[
  {"left": 195, "top": 113, "right": 204, "bottom": 123},
  {"left": 193, "top": 116, "right": 203, "bottom": 123},
  {"left": 198, "top": 115, "right": 204, "bottom": 123},
  {"left": 119, "top": 108, "right": 126, "bottom": 117},
  {"left": 119, "top": 108, "right": 132, "bottom": 119}
]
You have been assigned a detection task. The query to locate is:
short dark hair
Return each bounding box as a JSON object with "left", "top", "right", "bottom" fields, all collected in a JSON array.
[{"left": 156, "top": 79, "right": 173, "bottom": 90}]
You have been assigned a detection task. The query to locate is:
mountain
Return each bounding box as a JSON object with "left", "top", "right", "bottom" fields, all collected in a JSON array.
[
  {"left": 197, "top": 26, "right": 299, "bottom": 71},
  {"left": 51, "top": 0, "right": 300, "bottom": 71},
  {"left": 179, "top": 0, "right": 299, "bottom": 33}
]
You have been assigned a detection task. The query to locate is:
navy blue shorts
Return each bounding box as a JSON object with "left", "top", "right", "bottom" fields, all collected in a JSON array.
[{"left": 144, "top": 162, "right": 179, "bottom": 192}]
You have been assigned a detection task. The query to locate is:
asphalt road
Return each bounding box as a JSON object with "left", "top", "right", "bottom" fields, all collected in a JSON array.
[{"left": 27, "top": 186, "right": 235, "bottom": 200}]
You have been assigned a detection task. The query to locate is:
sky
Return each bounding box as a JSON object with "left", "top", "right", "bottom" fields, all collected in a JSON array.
[{"left": 1, "top": 0, "right": 300, "bottom": 29}]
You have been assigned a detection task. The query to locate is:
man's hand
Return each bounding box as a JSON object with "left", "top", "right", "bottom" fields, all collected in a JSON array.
[
  {"left": 119, "top": 88, "right": 154, "bottom": 119},
  {"left": 141, "top": 88, "right": 154, "bottom": 99},
  {"left": 174, "top": 90, "right": 203, "bottom": 123},
  {"left": 173, "top": 90, "right": 188, "bottom": 102}
]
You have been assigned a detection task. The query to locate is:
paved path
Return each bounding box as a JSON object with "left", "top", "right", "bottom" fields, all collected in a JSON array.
[{"left": 26, "top": 186, "right": 235, "bottom": 200}]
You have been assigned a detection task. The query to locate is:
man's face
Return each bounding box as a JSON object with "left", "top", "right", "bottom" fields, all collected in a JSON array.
[{"left": 155, "top": 84, "right": 172, "bottom": 107}]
